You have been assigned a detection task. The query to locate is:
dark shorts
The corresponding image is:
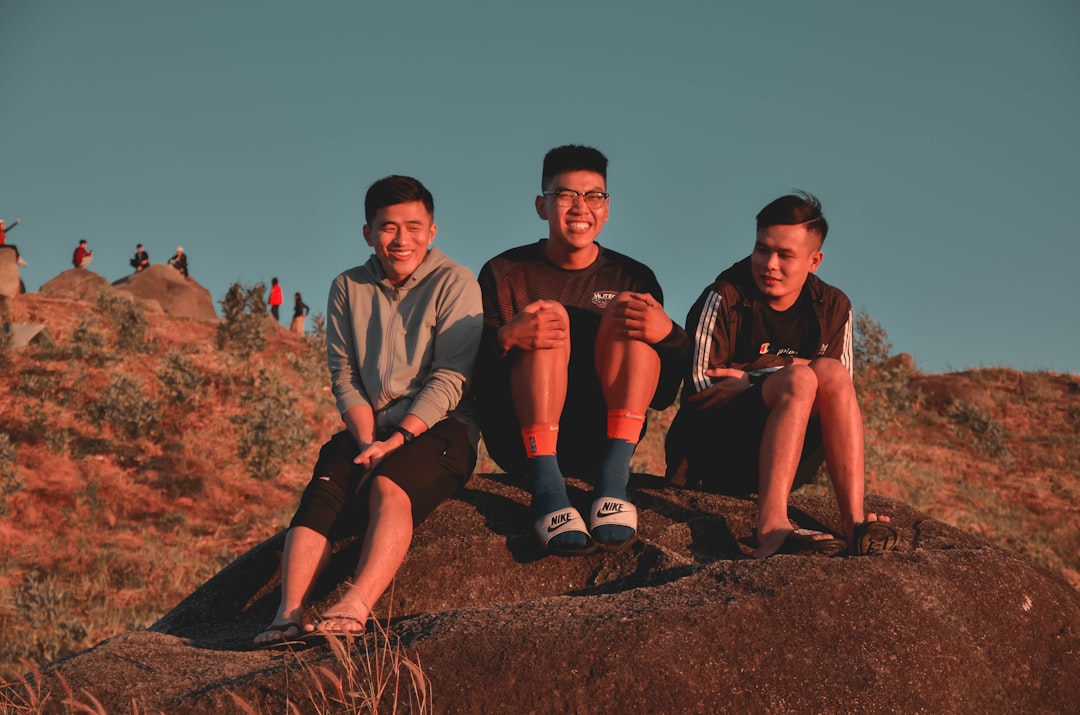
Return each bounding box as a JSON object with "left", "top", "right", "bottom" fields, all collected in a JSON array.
[
  {"left": 290, "top": 417, "right": 477, "bottom": 541},
  {"left": 666, "top": 384, "right": 823, "bottom": 496}
]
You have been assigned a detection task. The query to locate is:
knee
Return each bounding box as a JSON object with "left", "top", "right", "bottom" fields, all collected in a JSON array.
[
  {"left": 370, "top": 475, "right": 412, "bottom": 514},
  {"left": 771, "top": 364, "right": 819, "bottom": 401},
  {"left": 809, "top": 358, "right": 853, "bottom": 393}
]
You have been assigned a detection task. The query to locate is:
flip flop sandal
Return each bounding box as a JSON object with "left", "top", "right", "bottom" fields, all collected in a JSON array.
[
  {"left": 588, "top": 497, "right": 638, "bottom": 552},
  {"left": 534, "top": 506, "right": 597, "bottom": 556},
  {"left": 312, "top": 613, "right": 368, "bottom": 635},
  {"left": 778, "top": 528, "right": 846, "bottom": 557},
  {"left": 253, "top": 621, "right": 305, "bottom": 648},
  {"left": 853, "top": 521, "right": 898, "bottom": 555}
]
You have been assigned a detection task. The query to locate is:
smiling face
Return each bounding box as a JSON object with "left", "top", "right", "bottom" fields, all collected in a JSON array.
[
  {"left": 363, "top": 200, "right": 436, "bottom": 285},
  {"left": 535, "top": 169, "right": 608, "bottom": 269},
  {"left": 751, "top": 223, "right": 824, "bottom": 311}
]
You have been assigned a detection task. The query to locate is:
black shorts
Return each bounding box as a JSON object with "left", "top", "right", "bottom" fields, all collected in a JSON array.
[
  {"left": 290, "top": 417, "right": 477, "bottom": 541},
  {"left": 668, "top": 383, "right": 823, "bottom": 496}
]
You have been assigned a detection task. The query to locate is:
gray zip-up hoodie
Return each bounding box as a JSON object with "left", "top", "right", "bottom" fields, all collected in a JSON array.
[{"left": 326, "top": 246, "right": 482, "bottom": 434}]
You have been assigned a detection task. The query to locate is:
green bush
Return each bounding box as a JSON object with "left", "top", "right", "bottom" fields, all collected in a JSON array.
[
  {"left": 947, "top": 400, "right": 1010, "bottom": 458},
  {"left": 70, "top": 314, "right": 110, "bottom": 361},
  {"left": 216, "top": 282, "right": 268, "bottom": 357},
  {"left": 10, "top": 571, "right": 89, "bottom": 664},
  {"left": 288, "top": 312, "right": 330, "bottom": 390},
  {"left": 158, "top": 350, "right": 207, "bottom": 406},
  {"left": 88, "top": 374, "right": 161, "bottom": 440},
  {"left": 232, "top": 368, "right": 311, "bottom": 480},
  {"left": 0, "top": 432, "right": 22, "bottom": 517},
  {"left": 854, "top": 311, "right": 917, "bottom": 433},
  {"left": 95, "top": 290, "right": 149, "bottom": 353}
]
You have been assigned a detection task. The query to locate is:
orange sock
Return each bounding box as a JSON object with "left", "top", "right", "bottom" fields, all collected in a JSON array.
[
  {"left": 521, "top": 423, "right": 559, "bottom": 457},
  {"left": 607, "top": 410, "right": 645, "bottom": 444}
]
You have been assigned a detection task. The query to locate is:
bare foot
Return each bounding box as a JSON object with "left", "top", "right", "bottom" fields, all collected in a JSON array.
[
  {"left": 755, "top": 527, "right": 793, "bottom": 559},
  {"left": 311, "top": 610, "right": 368, "bottom": 634},
  {"left": 253, "top": 620, "right": 304, "bottom": 646},
  {"left": 756, "top": 526, "right": 842, "bottom": 559}
]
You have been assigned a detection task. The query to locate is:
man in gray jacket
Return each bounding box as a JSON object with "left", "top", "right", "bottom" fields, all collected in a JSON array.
[{"left": 255, "top": 175, "right": 483, "bottom": 646}]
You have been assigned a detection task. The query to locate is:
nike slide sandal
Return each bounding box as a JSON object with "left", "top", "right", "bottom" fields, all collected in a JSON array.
[
  {"left": 588, "top": 497, "right": 638, "bottom": 552},
  {"left": 534, "top": 506, "right": 597, "bottom": 556}
]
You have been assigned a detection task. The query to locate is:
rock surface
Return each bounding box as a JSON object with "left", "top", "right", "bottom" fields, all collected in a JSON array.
[
  {"left": 6, "top": 474, "right": 1078, "bottom": 714},
  {"left": 39, "top": 268, "right": 116, "bottom": 302},
  {"left": 112, "top": 264, "right": 217, "bottom": 320}
]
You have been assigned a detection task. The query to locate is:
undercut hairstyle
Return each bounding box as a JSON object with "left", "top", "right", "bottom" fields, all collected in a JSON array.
[
  {"left": 364, "top": 175, "right": 434, "bottom": 225},
  {"left": 541, "top": 145, "right": 608, "bottom": 189},
  {"left": 756, "top": 191, "right": 829, "bottom": 244}
]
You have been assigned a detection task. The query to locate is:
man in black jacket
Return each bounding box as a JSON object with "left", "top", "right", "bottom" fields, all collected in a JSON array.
[{"left": 666, "top": 192, "right": 897, "bottom": 559}]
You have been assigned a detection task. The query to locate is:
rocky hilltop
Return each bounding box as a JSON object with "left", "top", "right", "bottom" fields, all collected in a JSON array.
[{"left": 8, "top": 474, "right": 1078, "bottom": 714}]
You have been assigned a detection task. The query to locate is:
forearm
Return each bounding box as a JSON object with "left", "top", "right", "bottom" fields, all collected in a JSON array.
[{"left": 341, "top": 405, "right": 376, "bottom": 447}]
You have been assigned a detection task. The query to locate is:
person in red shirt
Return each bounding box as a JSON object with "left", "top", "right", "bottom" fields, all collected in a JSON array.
[
  {"left": 72, "top": 239, "right": 93, "bottom": 268},
  {"left": 269, "top": 277, "right": 284, "bottom": 323}
]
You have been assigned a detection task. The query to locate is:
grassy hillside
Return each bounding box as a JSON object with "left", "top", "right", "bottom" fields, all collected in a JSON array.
[{"left": 1, "top": 292, "right": 1077, "bottom": 680}]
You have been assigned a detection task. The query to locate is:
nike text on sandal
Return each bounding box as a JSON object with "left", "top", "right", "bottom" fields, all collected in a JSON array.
[
  {"left": 588, "top": 497, "right": 638, "bottom": 552},
  {"left": 534, "top": 506, "right": 597, "bottom": 556}
]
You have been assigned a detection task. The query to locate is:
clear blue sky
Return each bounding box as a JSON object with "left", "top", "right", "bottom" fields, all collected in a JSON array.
[{"left": 2, "top": 1, "right": 1078, "bottom": 373}]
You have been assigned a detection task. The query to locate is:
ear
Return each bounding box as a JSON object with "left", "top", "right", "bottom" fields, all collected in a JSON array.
[
  {"left": 426, "top": 222, "right": 437, "bottom": 247},
  {"left": 809, "top": 250, "right": 824, "bottom": 273},
  {"left": 535, "top": 194, "right": 549, "bottom": 221},
  {"left": 362, "top": 224, "right": 374, "bottom": 247}
]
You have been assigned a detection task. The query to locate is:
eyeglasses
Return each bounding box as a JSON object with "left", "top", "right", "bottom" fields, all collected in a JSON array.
[{"left": 542, "top": 190, "right": 610, "bottom": 209}]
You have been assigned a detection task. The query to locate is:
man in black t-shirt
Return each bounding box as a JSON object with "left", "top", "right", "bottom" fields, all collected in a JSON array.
[
  {"left": 474, "top": 145, "right": 688, "bottom": 556},
  {"left": 665, "top": 192, "right": 897, "bottom": 559}
]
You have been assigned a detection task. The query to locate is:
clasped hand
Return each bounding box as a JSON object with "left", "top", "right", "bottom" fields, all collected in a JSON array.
[
  {"left": 611, "top": 292, "right": 672, "bottom": 344},
  {"left": 500, "top": 299, "right": 568, "bottom": 351}
]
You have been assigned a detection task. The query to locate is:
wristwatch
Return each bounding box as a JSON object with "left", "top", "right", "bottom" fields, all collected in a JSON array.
[{"left": 392, "top": 425, "right": 416, "bottom": 443}]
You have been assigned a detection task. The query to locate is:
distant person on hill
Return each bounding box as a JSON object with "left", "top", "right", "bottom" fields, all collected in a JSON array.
[
  {"left": 471, "top": 145, "right": 689, "bottom": 556},
  {"left": 129, "top": 244, "right": 149, "bottom": 271},
  {"left": 665, "top": 191, "right": 897, "bottom": 559},
  {"left": 72, "top": 239, "right": 93, "bottom": 268},
  {"left": 253, "top": 175, "right": 482, "bottom": 647},
  {"left": 269, "top": 277, "right": 283, "bottom": 323},
  {"left": 290, "top": 292, "right": 310, "bottom": 334},
  {"left": 167, "top": 246, "right": 188, "bottom": 278},
  {"left": 0, "top": 218, "right": 27, "bottom": 267}
]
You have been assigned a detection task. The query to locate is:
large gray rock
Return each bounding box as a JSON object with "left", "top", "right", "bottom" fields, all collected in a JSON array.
[
  {"left": 112, "top": 264, "right": 217, "bottom": 320},
  {"left": 38, "top": 268, "right": 115, "bottom": 302},
  {"left": 6, "top": 474, "right": 1078, "bottom": 713},
  {"left": 0, "top": 246, "right": 21, "bottom": 298}
]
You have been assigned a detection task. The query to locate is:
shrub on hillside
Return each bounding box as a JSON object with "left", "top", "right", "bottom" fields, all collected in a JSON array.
[
  {"left": 158, "top": 350, "right": 207, "bottom": 406},
  {"left": 216, "top": 282, "right": 268, "bottom": 357},
  {"left": 70, "top": 314, "right": 110, "bottom": 362},
  {"left": 88, "top": 374, "right": 161, "bottom": 440},
  {"left": 0, "top": 432, "right": 22, "bottom": 517},
  {"left": 95, "top": 290, "right": 150, "bottom": 353},
  {"left": 232, "top": 367, "right": 311, "bottom": 480},
  {"left": 854, "top": 311, "right": 917, "bottom": 432},
  {"left": 287, "top": 312, "right": 330, "bottom": 390},
  {"left": 947, "top": 399, "right": 1010, "bottom": 458}
]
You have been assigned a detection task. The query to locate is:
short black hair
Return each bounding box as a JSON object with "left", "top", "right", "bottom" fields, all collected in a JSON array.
[
  {"left": 542, "top": 145, "right": 608, "bottom": 190},
  {"left": 364, "top": 175, "right": 434, "bottom": 226},
  {"left": 756, "top": 191, "right": 829, "bottom": 243}
]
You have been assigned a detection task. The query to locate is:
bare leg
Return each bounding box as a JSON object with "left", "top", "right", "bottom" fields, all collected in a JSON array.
[
  {"left": 509, "top": 336, "right": 569, "bottom": 425},
  {"left": 253, "top": 525, "right": 331, "bottom": 645},
  {"left": 595, "top": 295, "right": 660, "bottom": 415},
  {"left": 755, "top": 365, "right": 818, "bottom": 558},
  {"left": 314, "top": 475, "right": 414, "bottom": 631},
  {"left": 808, "top": 358, "right": 891, "bottom": 544}
]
